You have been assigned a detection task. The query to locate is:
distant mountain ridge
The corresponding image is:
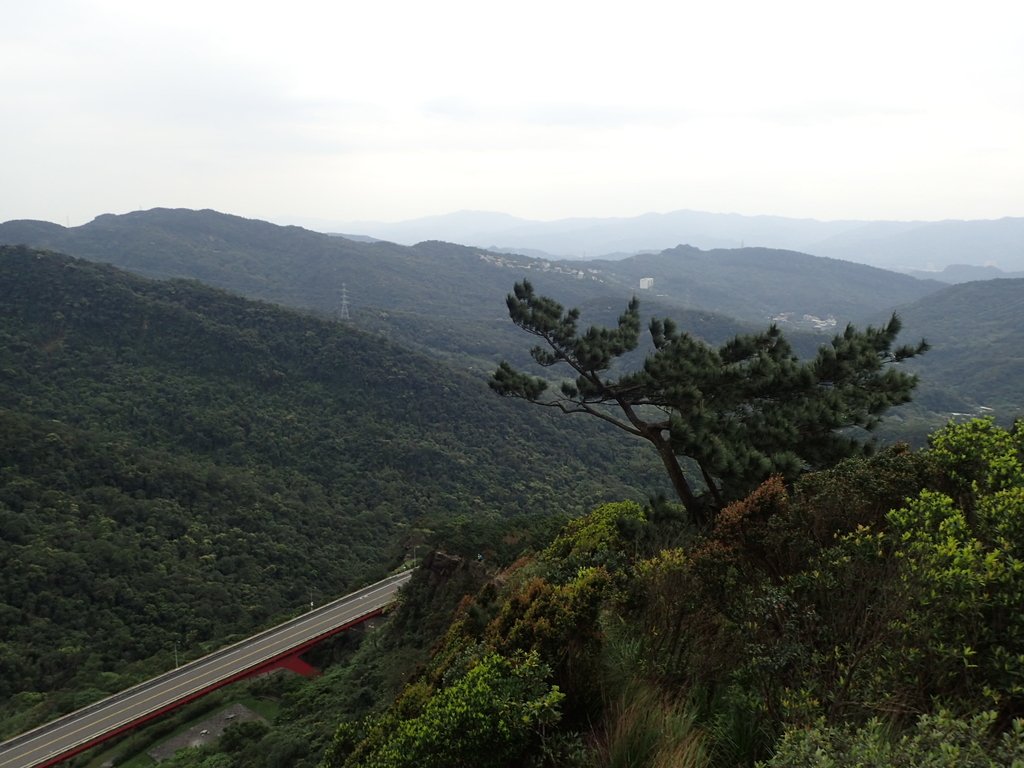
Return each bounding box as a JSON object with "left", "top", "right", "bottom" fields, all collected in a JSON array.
[
  {"left": 577, "top": 244, "right": 942, "bottom": 327},
  {"left": 905, "top": 264, "right": 1024, "bottom": 283},
  {"left": 7, "top": 208, "right": 1020, "bottom": 433},
  {"left": 0, "top": 208, "right": 942, "bottom": 330},
  {"left": 332, "top": 208, "right": 1024, "bottom": 272}
]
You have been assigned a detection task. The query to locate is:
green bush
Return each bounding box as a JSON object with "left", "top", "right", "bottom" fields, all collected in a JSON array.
[{"left": 763, "top": 711, "right": 1024, "bottom": 767}]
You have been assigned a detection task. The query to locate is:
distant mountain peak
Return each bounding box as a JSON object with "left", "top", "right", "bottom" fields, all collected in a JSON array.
[{"left": 326, "top": 209, "right": 1024, "bottom": 271}]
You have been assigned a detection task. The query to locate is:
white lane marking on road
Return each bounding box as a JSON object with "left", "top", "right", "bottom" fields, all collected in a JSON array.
[{"left": 0, "top": 572, "right": 412, "bottom": 768}]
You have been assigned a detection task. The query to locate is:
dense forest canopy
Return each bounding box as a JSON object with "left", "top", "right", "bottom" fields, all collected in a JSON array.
[{"left": 0, "top": 246, "right": 666, "bottom": 736}]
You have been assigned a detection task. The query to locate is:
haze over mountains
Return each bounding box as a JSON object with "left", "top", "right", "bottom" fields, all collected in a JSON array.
[
  {"left": 0, "top": 208, "right": 938, "bottom": 377},
  {"left": 2, "top": 207, "right": 1022, "bottom": 432},
  {"left": 0, "top": 208, "right": 939, "bottom": 331},
  {"left": 332, "top": 208, "right": 1024, "bottom": 275}
]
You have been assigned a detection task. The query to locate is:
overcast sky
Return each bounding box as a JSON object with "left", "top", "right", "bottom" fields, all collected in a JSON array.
[{"left": 3, "top": 0, "right": 1022, "bottom": 227}]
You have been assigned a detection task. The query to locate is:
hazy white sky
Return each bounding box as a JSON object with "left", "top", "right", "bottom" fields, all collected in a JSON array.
[{"left": 3, "top": 0, "right": 1022, "bottom": 226}]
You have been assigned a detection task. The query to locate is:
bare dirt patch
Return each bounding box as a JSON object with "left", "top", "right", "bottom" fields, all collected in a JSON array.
[{"left": 147, "top": 703, "right": 266, "bottom": 762}]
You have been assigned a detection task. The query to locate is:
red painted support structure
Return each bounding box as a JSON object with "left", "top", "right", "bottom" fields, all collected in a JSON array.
[
  {"left": 270, "top": 653, "right": 321, "bottom": 678},
  {"left": 34, "top": 609, "right": 382, "bottom": 768},
  {"left": 0, "top": 570, "right": 412, "bottom": 768}
]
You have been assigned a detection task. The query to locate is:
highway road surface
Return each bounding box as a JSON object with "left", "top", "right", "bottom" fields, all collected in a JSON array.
[{"left": 0, "top": 570, "right": 413, "bottom": 768}]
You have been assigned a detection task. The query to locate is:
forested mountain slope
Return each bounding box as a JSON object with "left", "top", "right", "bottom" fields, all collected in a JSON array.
[
  {"left": 0, "top": 246, "right": 666, "bottom": 735},
  {"left": 0, "top": 209, "right": 938, "bottom": 364},
  {"left": 5, "top": 209, "right": 995, "bottom": 435},
  {"left": 584, "top": 244, "right": 943, "bottom": 326},
  {"left": 892, "top": 277, "right": 1024, "bottom": 412},
  {"left": 0, "top": 209, "right": 616, "bottom": 322}
]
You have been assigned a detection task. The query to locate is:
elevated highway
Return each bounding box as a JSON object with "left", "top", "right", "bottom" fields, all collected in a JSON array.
[{"left": 0, "top": 570, "right": 413, "bottom": 768}]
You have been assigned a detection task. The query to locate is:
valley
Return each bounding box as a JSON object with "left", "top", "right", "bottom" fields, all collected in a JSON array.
[{"left": 2, "top": 210, "right": 1023, "bottom": 767}]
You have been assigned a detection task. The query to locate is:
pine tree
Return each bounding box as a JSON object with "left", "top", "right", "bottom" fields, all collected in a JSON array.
[{"left": 491, "top": 280, "right": 928, "bottom": 525}]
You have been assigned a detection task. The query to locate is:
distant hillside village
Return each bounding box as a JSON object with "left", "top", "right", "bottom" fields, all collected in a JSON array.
[
  {"left": 771, "top": 310, "right": 838, "bottom": 330},
  {"left": 478, "top": 250, "right": 599, "bottom": 281}
]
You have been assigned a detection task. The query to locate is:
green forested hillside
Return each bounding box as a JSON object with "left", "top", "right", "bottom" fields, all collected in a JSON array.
[
  {"left": 7, "top": 208, "right": 1013, "bottom": 454},
  {"left": 0, "top": 209, "right": 935, "bottom": 368},
  {"left": 4, "top": 210, "right": 968, "bottom": 435},
  {"left": 0, "top": 246, "right": 667, "bottom": 735},
  {"left": 582, "top": 244, "right": 943, "bottom": 326},
  {"left": 862, "top": 277, "right": 1024, "bottom": 444},
  {"left": 0, "top": 209, "right": 605, "bottom": 323},
  {"left": 4, "top": 209, "right": 968, "bottom": 447},
  {"left": 894, "top": 278, "right": 1024, "bottom": 411}
]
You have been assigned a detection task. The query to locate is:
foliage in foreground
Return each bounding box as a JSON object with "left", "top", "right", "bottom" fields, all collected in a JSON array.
[
  {"left": 319, "top": 418, "right": 1024, "bottom": 767},
  {"left": 324, "top": 651, "right": 563, "bottom": 768},
  {"left": 763, "top": 711, "right": 1024, "bottom": 767}
]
